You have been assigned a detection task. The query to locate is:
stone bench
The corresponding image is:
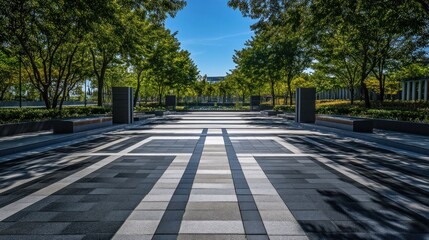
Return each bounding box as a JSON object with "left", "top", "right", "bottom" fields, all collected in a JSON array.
[
  {"left": 278, "top": 113, "right": 295, "bottom": 121},
  {"left": 134, "top": 114, "right": 155, "bottom": 122},
  {"left": 53, "top": 117, "right": 112, "bottom": 134},
  {"left": 373, "top": 119, "right": 429, "bottom": 136},
  {"left": 155, "top": 110, "right": 165, "bottom": 117},
  {"left": 316, "top": 115, "right": 373, "bottom": 133},
  {"left": 261, "top": 110, "right": 277, "bottom": 116}
]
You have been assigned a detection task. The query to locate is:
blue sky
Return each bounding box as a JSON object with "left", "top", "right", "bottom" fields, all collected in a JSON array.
[{"left": 166, "top": 0, "right": 256, "bottom": 77}]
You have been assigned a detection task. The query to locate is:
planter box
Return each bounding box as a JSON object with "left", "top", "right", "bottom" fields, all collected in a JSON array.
[
  {"left": 53, "top": 117, "right": 112, "bottom": 134},
  {"left": 155, "top": 111, "right": 165, "bottom": 116},
  {"left": 316, "top": 115, "right": 373, "bottom": 133},
  {"left": 0, "top": 121, "right": 54, "bottom": 137},
  {"left": 373, "top": 119, "right": 429, "bottom": 136},
  {"left": 134, "top": 114, "right": 155, "bottom": 122},
  {"left": 279, "top": 113, "right": 295, "bottom": 121},
  {"left": 261, "top": 110, "right": 277, "bottom": 116}
]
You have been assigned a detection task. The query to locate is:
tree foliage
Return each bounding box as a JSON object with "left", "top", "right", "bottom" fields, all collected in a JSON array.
[
  {"left": 0, "top": 0, "right": 192, "bottom": 109},
  {"left": 228, "top": 0, "right": 429, "bottom": 107}
]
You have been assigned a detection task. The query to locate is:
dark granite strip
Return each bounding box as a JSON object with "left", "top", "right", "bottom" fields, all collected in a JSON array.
[
  {"left": 328, "top": 155, "right": 429, "bottom": 206},
  {"left": 0, "top": 155, "right": 175, "bottom": 239},
  {"left": 254, "top": 155, "right": 429, "bottom": 238},
  {"left": 153, "top": 128, "right": 208, "bottom": 238},
  {"left": 0, "top": 155, "right": 106, "bottom": 208},
  {"left": 96, "top": 136, "right": 149, "bottom": 153},
  {"left": 222, "top": 128, "right": 268, "bottom": 237}
]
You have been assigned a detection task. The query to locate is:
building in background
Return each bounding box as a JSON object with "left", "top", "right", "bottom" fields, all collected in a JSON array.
[{"left": 207, "top": 76, "right": 225, "bottom": 84}]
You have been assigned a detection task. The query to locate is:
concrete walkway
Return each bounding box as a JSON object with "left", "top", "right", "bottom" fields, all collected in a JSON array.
[{"left": 0, "top": 112, "right": 428, "bottom": 239}]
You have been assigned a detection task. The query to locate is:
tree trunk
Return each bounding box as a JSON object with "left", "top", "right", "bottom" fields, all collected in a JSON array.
[
  {"left": 286, "top": 77, "right": 293, "bottom": 106},
  {"left": 360, "top": 47, "right": 373, "bottom": 108},
  {"left": 97, "top": 77, "right": 104, "bottom": 106},
  {"left": 133, "top": 70, "right": 143, "bottom": 107},
  {"left": 350, "top": 87, "right": 355, "bottom": 105},
  {"left": 90, "top": 49, "right": 109, "bottom": 107},
  {"left": 0, "top": 88, "right": 7, "bottom": 101},
  {"left": 362, "top": 83, "right": 371, "bottom": 108},
  {"left": 379, "top": 82, "right": 385, "bottom": 102},
  {"left": 270, "top": 81, "right": 275, "bottom": 107},
  {"left": 41, "top": 88, "right": 51, "bottom": 109},
  {"left": 158, "top": 84, "right": 163, "bottom": 106},
  {"left": 284, "top": 92, "right": 288, "bottom": 105},
  {"left": 378, "top": 75, "right": 385, "bottom": 102}
]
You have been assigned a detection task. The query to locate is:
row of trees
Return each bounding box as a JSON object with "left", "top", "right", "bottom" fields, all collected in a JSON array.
[
  {"left": 226, "top": 0, "right": 429, "bottom": 107},
  {"left": 0, "top": 0, "right": 199, "bottom": 109}
]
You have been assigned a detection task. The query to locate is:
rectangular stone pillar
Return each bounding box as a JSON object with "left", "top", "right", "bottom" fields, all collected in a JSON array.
[
  {"left": 166, "top": 95, "right": 176, "bottom": 110},
  {"left": 296, "top": 88, "right": 316, "bottom": 123},
  {"left": 402, "top": 82, "right": 406, "bottom": 101},
  {"left": 112, "top": 87, "right": 133, "bottom": 124},
  {"left": 423, "top": 79, "right": 429, "bottom": 102},
  {"left": 251, "top": 96, "right": 261, "bottom": 111},
  {"left": 412, "top": 81, "right": 416, "bottom": 101}
]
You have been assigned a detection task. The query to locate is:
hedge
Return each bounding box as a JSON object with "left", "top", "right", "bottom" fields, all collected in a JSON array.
[
  {"left": 0, "top": 106, "right": 111, "bottom": 124},
  {"left": 134, "top": 106, "right": 156, "bottom": 113},
  {"left": 274, "top": 101, "right": 429, "bottom": 123}
]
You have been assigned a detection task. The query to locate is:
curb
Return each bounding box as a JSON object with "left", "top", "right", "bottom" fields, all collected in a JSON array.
[{"left": 0, "top": 118, "right": 157, "bottom": 158}]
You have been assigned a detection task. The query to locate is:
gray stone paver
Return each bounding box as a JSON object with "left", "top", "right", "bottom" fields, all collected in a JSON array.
[
  {"left": 178, "top": 135, "right": 245, "bottom": 236},
  {"left": 0, "top": 112, "right": 428, "bottom": 239},
  {"left": 180, "top": 221, "right": 245, "bottom": 234}
]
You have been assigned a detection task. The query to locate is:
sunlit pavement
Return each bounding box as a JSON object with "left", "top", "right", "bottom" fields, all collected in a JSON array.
[{"left": 0, "top": 112, "right": 428, "bottom": 239}]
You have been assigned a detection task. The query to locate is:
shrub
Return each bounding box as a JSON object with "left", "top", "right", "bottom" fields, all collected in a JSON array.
[
  {"left": 314, "top": 100, "right": 429, "bottom": 123},
  {"left": 175, "top": 106, "right": 185, "bottom": 111},
  {"left": 134, "top": 106, "right": 155, "bottom": 113},
  {"left": 0, "top": 106, "right": 111, "bottom": 124},
  {"left": 274, "top": 105, "right": 295, "bottom": 112}
]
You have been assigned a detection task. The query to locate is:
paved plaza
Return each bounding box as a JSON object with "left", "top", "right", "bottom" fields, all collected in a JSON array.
[{"left": 0, "top": 112, "right": 428, "bottom": 239}]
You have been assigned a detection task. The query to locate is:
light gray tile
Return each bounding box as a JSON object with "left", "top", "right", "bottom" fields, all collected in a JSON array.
[{"left": 179, "top": 221, "right": 245, "bottom": 234}]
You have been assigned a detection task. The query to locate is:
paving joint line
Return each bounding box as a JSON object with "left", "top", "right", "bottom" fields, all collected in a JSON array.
[
  {"left": 222, "top": 128, "right": 268, "bottom": 237},
  {"left": 151, "top": 128, "right": 208, "bottom": 238}
]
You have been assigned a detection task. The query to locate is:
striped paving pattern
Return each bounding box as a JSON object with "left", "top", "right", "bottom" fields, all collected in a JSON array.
[{"left": 0, "top": 112, "right": 428, "bottom": 239}]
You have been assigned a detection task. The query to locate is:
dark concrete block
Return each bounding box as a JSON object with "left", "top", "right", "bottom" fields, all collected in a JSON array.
[
  {"left": 112, "top": 87, "right": 133, "bottom": 124},
  {"left": 53, "top": 117, "right": 112, "bottom": 134},
  {"left": 261, "top": 110, "right": 277, "bottom": 116},
  {"left": 155, "top": 110, "right": 165, "bottom": 116},
  {"left": 0, "top": 121, "right": 54, "bottom": 137},
  {"left": 166, "top": 95, "right": 176, "bottom": 109},
  {"left": 373, "top": 119, "right": 429, "bottom": 136},
  {"left": 316, "top": 115, "right": 373, "bottom": 133},
  {"left": 296, "top": 88, "right": 316, "bottom": 123}
]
